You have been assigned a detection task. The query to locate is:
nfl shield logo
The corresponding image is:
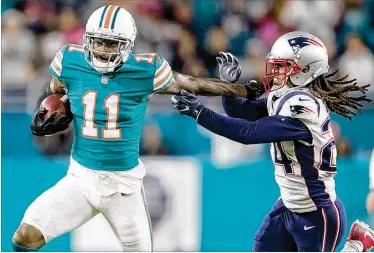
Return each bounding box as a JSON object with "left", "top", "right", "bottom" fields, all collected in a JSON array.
[{"left": 101, "top": 76, "right": 109, "bottom": 85}]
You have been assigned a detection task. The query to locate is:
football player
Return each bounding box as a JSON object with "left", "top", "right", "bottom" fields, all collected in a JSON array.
[
  {"left": 343, "top": 220, "right": 374, "bottom": 252},
  {"left": 12, "top": 5, "right": 258, "bottom": 252},
  {"left": 171, "top": 31, "right": 372, "bottom": 251}
]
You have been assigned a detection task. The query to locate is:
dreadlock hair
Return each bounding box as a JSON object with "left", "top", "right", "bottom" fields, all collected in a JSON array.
[{"left": 308, "top": 69, "right": 372, "bottom": 120}]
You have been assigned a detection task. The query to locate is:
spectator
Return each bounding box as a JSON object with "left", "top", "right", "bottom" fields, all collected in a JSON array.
[
  {"left": 199, "top": 26, "right": 229, "bottom": 75},
  {"left": 222, "top": 0, "right": 253, "bottom": 57},
  {"left": 2, "top": 9, "right": 36, "bottom": 91},
  {"left": 237, "top": 38, "right": 267, "bottom": 82},
  {"left": 338, "top": 33, "right": 374, "bottom": 101},
  {"left": 23, "top": 0, "right": 57, "bottom": 36},
  {"left": 172, "top": 29, "right": 208, "bottom": 77},
  {"left": 59, "top": 8, "right": 84, "bottom": 45},
  {"left": 279, "top": 0, "right": 343, "bottom": 33},
  {"left": 256, "top": 0, "right": 287, "bottom": 47}
]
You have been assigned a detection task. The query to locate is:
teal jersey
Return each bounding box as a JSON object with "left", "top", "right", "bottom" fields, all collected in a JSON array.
[{"left": 49, "top": 44, "right": 174, "bottom": 170}]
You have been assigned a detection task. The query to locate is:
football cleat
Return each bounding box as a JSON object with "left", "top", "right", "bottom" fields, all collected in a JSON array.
[{"left": 347, "top": 220, "right": 374, "bottom": 252}]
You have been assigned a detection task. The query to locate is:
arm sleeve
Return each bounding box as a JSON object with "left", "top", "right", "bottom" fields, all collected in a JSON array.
[
  {"left": 197, "top": 107, "right": 312, "bottom": 144},
  {"left": 222, "top": 97, "right": 268, "bottom": 121},
  {"left": 153, "top": 54, "right": 174, "bottom": 92}
]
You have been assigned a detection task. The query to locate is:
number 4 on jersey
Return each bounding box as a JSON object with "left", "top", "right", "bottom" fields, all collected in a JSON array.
[{"left": 82, "top": 91, "right": 121, "bottom": 139}]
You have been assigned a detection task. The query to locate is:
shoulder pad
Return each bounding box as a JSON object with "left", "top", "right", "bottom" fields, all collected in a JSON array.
[{"left": 276, "top": 91, "right": 320, "bottom": 120}]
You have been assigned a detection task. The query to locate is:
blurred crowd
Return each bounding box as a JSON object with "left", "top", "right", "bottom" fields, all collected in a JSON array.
[{"left": 2, "top": 0, "right": 374, "bottom": 159}]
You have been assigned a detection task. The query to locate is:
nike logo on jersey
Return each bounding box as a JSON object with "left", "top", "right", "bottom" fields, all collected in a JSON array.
[
  {"left": 304, "top": 225, "right": 315, "bottom": 230},
  {"left": 299, "top": 97, "right": 311, "bottom": 102}
]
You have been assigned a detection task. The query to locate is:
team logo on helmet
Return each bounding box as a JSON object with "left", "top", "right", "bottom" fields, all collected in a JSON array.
[{"left": 288, "top": 37, "right": 324, "bottom": 54}]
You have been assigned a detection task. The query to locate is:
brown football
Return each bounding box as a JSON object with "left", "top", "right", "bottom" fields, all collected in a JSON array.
[{"left": 39, "top": 94, "right": 67, "bottom": 120}]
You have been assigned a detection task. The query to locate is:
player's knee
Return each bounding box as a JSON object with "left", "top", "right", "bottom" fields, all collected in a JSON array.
[
  {"left": 12, "top": 223, "right": 46, "bottom": 249},
  {"left": 119, "top": 219, "right": 149, "bottom": 251}
]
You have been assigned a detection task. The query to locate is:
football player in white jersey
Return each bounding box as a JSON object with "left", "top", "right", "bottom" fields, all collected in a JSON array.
[{"left": 171, "top": 31, "right": 372, "bottom": 251}]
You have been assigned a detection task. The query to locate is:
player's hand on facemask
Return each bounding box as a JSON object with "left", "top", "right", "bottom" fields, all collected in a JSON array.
[
  {"left": 244, "top": 80, "right": 265, "bottom": 101},
  {"left": 216, "top": 52, "right": 242, "bottom": 83},
  {"left": 31, "top": 109, "right": 72, "bottom": 136},
  {"left": 171, "top": 90, "right": 204, "bottom": 119}
]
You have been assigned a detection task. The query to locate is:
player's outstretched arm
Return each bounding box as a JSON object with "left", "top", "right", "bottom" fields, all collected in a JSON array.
[
  {"left": 153, "top": 52, "right": 262, "bottom": 99},
  {"left": 222, "top": 97, "right": 268, "bottom": 121},
  {"left": 220, "top": 80, "right": 267, "bottom": 121},
  {"left": 171, "top": 90, "right": 312, "bottom": 144},
  {"left": 158, "top": 71, "right": 248, "bottom": 97},
  {"left": 197, "top": 108, "right": 312, "bottom": 144}
]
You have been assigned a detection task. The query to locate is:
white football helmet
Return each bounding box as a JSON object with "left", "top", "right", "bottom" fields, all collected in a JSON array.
[
  {"left": 263, "top": 31, "right": 329, "bottom": 92},
  {"left": 84, "top": 5, "right": 137, "bottom": 73}
]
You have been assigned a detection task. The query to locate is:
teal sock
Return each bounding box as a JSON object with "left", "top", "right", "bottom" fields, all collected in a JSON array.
[{"left": 12, "top": 243, "right": 39, "bottom": 252}]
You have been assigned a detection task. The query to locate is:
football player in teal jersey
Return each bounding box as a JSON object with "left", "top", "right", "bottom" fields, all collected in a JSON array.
[{"left": 12, "top": 5, "right": 258, "bottom": 252}]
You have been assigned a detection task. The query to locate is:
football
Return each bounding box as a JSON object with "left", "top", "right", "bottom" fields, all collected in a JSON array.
[{"left": 39, "top": 94, "right": 69, "bottom": 120}]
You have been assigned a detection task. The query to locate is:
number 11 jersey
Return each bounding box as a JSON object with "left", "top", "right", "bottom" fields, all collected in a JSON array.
[{"left": 49, "top": 44, "right": 174, "bottom": 171}]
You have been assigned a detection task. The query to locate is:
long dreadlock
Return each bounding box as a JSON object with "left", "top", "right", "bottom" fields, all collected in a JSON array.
[{"left": 308, "top": 69, "right": 372, "bottom": 120}]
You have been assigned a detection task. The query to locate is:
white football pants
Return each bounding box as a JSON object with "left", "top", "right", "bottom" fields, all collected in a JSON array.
[{"left": 21, "top": 158, "right": 152, "bottom": 252}]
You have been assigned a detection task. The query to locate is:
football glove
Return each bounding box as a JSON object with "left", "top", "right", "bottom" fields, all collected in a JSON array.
[
  {"left": 171, "top": 90, "right": 204, "bottom": 119},
  {"left": 216, "top": 51, "right": 242, "bottom": 83},
  {"left": 31, "top": 108, "right": 72, "bottom": 136},
  {"left": 244, "top": 80, "right": 265, "bottom": 101}
]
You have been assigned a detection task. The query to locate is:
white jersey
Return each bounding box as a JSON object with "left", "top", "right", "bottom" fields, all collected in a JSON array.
[{"left": 267, "top": 88, "right": 337, "bottom": 213}]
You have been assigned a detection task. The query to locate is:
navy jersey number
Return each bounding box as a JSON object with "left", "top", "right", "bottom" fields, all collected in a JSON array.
[{"left": 318, "top": 117, "right": 337, "bottom": 172}]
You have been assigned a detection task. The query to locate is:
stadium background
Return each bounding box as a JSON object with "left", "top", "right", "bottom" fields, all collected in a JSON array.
[{"left": 2, "top": 0, "right": 374, "bottom": 251}]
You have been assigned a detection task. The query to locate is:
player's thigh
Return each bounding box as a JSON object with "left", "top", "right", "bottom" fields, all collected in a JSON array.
[
  {"left": 21, "top": 174, "right": 94, "bottom": 243},
  {"left": 103, "top": 185, "right": 152, "bottom": 252},
  {"left": 253, "top": 199, "right": 297, "bottom": 252},
  {"left": 293, "top": 199, "right": 346, "bottom": 252}
]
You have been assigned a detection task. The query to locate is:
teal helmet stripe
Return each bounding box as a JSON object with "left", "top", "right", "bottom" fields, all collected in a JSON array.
[
  {"left": 110, "top": 6, "right": 121, "bottom": 29},
  {"left": 99, "top": 5, "right": 109, "bottom": 27}
]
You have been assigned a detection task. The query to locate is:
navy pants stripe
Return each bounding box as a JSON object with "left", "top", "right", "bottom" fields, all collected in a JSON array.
[{"left": 253, "top": 198, "right": 347, "bottom": 252}]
